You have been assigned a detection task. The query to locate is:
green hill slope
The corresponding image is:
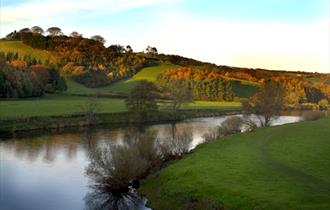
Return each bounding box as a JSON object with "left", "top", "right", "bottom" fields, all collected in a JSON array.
[
  {"left": 0, "top": 41, "right": 56, "bottom": 63},
  {"left": 231, "top": 79, "right": 259, "bottom": 98},
  {"left": 104, "top": 63, "right": 177, "bottom": 94},
  {"left": 64, "top": 63, "right": 176, "bottom": 95},
  {"left": 141, "top": 117, "right": 330, "bottom": 210}
]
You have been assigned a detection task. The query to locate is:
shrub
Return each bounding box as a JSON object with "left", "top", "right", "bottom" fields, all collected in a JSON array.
[
  {"left": 318, "top": 99, "right": 329, "bottom": 110},
  {"left": 202, "top": 128, "right": 219, "bottom": 142},
  {"left": 300, "top": 103, "right": 319, "bottom": 110},
  {"left": 218, "top": 116, "right": 244, "bottom": 137},
  {"left": 242, "top": 118, "right": 258, "bottom": 132},
  {"left": 302, "top": 111, "right": 324, "bottom": 121}
]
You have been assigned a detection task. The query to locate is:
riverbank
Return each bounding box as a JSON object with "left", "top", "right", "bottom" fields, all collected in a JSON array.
[
  {"left": 140, "top": 117, "right": 330, "bottom": 210},
  {"left": 0, "top": 109, "right": 242, "bottom": 135}
]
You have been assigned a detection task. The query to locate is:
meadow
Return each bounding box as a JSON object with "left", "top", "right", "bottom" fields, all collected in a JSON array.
[
  {"left": 141, "top": 117, "right": 330, "bottom": 210},
  {"left": 102, "top": 62, "right": 177, "bottom": 94},
  {"left": 0, "top": 95, "right": 241, "bottom": 119},
  {"left": 0, "top": 41, "right": 55, "bottom": 63}
]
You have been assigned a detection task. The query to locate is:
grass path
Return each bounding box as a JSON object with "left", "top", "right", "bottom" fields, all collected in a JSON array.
[{"left": 258, "top": 129, "right": 330, "bottom": 189}]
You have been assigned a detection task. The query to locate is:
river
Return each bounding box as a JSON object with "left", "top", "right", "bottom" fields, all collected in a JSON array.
[{"left": 0, "top": 114, "right": 301, "bottom": 210}]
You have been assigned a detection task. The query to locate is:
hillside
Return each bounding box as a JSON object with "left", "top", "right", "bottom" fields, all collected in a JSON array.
[
  {"left": 0, "top": 41, "right": 257, "bottom": 97},
  {"left": 0, "top": 41, "right": 56, "bottom": 63},
  {"left": 1, "top": 40, "right": 329, "bottom": 103},
  {"left": 104, "top": 62, "right": 177, "bottom": 94}
]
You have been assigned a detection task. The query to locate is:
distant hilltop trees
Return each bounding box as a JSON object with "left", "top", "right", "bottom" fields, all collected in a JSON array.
[{"left": 5, "top": 26, "right": 106, "bottom": 45}]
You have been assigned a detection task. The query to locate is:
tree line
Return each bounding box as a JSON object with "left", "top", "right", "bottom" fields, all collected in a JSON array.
[
  {"left": 0, "top": 54, "right": 66, "bottom": 98},
  {"left": 157, "top": 67, "right": 234, "bottom": 101}
]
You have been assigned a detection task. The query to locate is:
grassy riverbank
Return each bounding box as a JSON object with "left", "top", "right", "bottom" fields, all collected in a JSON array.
[
  {"left": 0, "top": 95, "right": 240, "bottom": 119},
  {"left": 0, "top": 94, "right": 241, "bottom": 133},
  {"left": 140, "top": 117, "right": 330, "bottom": 210}
]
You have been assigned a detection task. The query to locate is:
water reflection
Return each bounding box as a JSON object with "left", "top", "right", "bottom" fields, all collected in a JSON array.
[
  {"left": 0, "top": 115, "right": 301, "bottom": 210},
  {"left": 84, "top": 126, "right": 193, "bottom": 209},
  {"left": 84, "top": 186, "right": 148, "bottom": 210},
  {"left": 85, "top": 129, "right": 159, "bottom": 191}
]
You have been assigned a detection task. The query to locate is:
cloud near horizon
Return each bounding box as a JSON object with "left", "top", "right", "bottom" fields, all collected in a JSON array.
[{"left": 1, "top": 0, "right": 329, "bottom": 73}]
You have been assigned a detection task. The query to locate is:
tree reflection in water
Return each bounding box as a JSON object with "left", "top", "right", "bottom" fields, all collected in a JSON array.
[
  {"left": 84, "top": 124, "right": 193, "bottom": 209},
  {"left": 84, "top": 185, "right": 147, "bottom": 210}
]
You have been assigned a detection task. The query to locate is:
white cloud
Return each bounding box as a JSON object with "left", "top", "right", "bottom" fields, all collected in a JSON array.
[{"left": 1, "top": 0, "right": 175, "bottom": 24}]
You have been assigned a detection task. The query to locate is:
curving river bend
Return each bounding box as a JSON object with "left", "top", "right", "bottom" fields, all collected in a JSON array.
[{"left": 0, "top": 114, "right": 301, "bottom": 210}]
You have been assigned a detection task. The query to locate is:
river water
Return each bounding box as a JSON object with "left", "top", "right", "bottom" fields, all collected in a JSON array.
[{"left": 0, "top": 114, "right": 301, "bottom": 210}]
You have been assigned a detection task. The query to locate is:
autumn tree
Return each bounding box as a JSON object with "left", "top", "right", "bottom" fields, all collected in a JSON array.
[
  {"left": 46, "top": 27, "right": 63, "bottom": 36},
  {"left": 31, "top": 26, "right": 44, "bottom": 34},
  {"left": 243, "top": 80, "right": 285, "bottom": 127},
  {"left": 125, "top": 80, "right": 159, "bottom": 121}
]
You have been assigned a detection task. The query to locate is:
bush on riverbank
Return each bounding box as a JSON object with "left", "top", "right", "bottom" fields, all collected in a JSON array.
[{"left": 302, "top": 111, "right": 325, "bottom": 121}]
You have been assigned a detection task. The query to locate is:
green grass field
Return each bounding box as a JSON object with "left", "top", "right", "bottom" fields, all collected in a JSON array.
[
  {"left": 0, "top": 95, "right": 127, "bottom": 119},
  {"left": 0, "top": 41, "right": 55, "bottom": 63},
  {"left": 64, "top": 77, "right": 120, "bottom": 95},
  {"left": 0, "top": 95, "right": 241, "bottom": 119},
  {"left": 230, "top": 79, "right": 259, "bottom": 98},
  {"left": 64, "top": 63, "right": 176, "bottom": 95},
  {"left": 141, "top": 117, "right": 330, "bottom": 210},
  {"left": 104, "top": 63, "right": 176, "bottom": 94},
  {"left": 182, "top": 101, "right": 241, "bottom": 110}
]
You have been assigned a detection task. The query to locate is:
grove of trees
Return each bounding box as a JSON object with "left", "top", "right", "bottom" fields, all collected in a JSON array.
[
  {"left": 0, "top": 54, "right": 66, "bottom": 98},
  {"left": 157, "top": 67, "right": 234, "bottom": 101}
]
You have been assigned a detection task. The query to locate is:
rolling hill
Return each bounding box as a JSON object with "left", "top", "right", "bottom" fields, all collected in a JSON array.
[
  {"left": 0, "top": 40, "right": 259, "bottom": 97},
  {"left": 0, "top": 41, "right": 56, "bottom": 63}
]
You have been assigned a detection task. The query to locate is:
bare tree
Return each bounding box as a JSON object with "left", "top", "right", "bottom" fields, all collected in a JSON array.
[
  {"left": 145, "top": 46, "right": 158, "bottom": 54},
  {"left": 31, "top": 26, "right": 44, "bottom": 34},
  {"left": 82, "top": 96, "right": 99, "bottom": 126},
  {"left": 162, "top": 79, "right": 193, "bottom": 112},
  {"left": 126, "top": 45, "right": 133, "bottom": 53},
  {"left": 19, "top": 28, "right": 31, "bottom": 33},
  {"left": 91, "top": 35, "right": 106, "bottom": 44},
  {"left": 46, "top": 27, "right": 63, "bottom": 36},
  {"left": 243, "top": 81, "right": 285, "bottom": 127}
]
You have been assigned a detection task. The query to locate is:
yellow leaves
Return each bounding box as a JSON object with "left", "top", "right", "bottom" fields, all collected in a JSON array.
[
  {"left": 107, "top": 72, "right": 114, "bottom": 78},
  {"left": 72, "top": 66, "right": 85, "bottom": 74},
  {"left": 98, "top": 64, "right": 105, "bottom": 71},
  {"left": 10, "top": 60, "right": 27, "bottom": 68}
]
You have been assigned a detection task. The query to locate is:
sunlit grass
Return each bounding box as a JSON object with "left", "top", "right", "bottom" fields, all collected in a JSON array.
[
  {"left": 105, "top": 63, "right": 176, "bottom": 94},
  {"left": 0, "top": 41, "right": 55, "bottom": 63},
  {"left": 0, "top": 95, "right": 241, "bottom": 119},
  {"left": 141, "top": 117, "right": 330, "bottom": 210}
]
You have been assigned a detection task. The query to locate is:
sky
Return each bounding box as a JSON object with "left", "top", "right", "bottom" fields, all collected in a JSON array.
[{"left": 0, "top": 0, "right": 329, "bottom": 72}]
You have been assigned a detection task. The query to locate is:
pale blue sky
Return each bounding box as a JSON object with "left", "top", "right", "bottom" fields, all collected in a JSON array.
[{"left": 1, "top": 0, "right": 329, "bottom": 72}]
